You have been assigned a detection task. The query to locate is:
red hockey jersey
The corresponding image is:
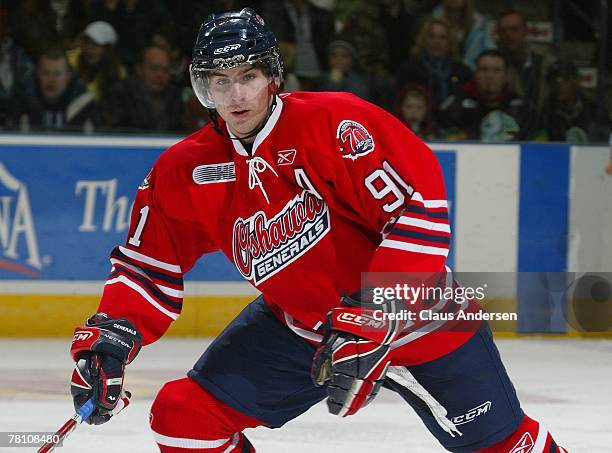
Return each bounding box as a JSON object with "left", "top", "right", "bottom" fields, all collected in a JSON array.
[{"left": 99, "top": 92, "right": 475, "bottom": 364}]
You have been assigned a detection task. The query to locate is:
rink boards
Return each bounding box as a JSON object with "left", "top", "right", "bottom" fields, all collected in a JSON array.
[{"left": 0, "top": 135, "right": 610, "bottom": 336}]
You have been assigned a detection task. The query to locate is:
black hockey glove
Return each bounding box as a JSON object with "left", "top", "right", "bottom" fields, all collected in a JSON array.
[{"left": 70, "top": 313, "right": 142, "bottom": 425}]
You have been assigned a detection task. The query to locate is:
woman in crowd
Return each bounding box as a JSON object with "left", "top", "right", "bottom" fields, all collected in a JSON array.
[
  {"left": 396, "top": 17, "right": 472, "bottom": 123},
  {"left": 431, "top": 0, "right": 494, "bottom": 69}
]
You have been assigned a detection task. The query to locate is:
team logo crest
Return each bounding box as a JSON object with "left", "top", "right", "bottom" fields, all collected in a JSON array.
[{"left": 337, "top": 120, "right": 375, "bottom": 160}]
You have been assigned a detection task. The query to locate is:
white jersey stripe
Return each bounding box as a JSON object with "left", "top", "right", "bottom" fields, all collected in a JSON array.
[
  {"left": 156, "top": 285, "right": 184, "bottom": 298},
  {"left": 380, "top": 239, "right": 449, "bottom": 256},
  {"left": 397, "top": 216, "right": 451, "bottom": 233},
  {"left": 422, "top": 200, "right": 448, "bottom": 208},
  {"left": 408, "top": 192, "right": 448, "bottom": 208},
  {"left": 119, "top": 246, "right": 182, "bottom": 273},
  {"left": 106, "top": 275, "right": 179, "bottom": 320},
  {"left": 410, "top": 191, "right": 424, "bottom": 203},
  {"left": 111, "top": 259, "right": 184, "bottom": 298},
  {"left": 222, "top": 433, "right": 241, "bottom": 453},
  {"left": 151, "top": 430, "right": 230, "bottom": 449},
  {"left": 532, "top": 421, "right": 549, "bottom": 453}
]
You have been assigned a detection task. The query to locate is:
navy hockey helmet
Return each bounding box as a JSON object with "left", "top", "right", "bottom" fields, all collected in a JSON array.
[{"left": 190, "top": 8, "right": 283, "bottom": 109}]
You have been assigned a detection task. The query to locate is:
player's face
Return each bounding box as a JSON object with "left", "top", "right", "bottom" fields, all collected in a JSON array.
[{"left": 208, "top": 65, "right": 273, "bottom": 139}]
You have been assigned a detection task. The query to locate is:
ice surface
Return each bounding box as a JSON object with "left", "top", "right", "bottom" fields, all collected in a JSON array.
[{"left": 1, "top": 338, "right": 610, "bottom": 452}]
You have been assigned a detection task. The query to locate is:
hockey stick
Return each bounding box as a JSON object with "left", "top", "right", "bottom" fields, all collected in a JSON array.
[{"left": 37, "top": 397, "right": 96, "bottom": 453}]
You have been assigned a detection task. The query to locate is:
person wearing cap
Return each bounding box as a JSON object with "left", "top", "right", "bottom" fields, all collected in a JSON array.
[
  {"left": 67, "top": 21, "right": 126, "bottom": 102},
  {"left": 545, "top": 59, "right": 608, "bottom": 143},
  {"left": 316, "top": 40, "right": 369, "bottom": 100}
]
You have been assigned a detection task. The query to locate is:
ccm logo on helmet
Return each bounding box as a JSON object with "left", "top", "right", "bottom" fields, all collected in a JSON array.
[
  {"left": 73, "top": 331, "right": 93, "bottom": 342},
  {"left": 336, "top": 312, "right": 384, "bottom": 329},
  {"left": 214, "top": 44, "right": 242, "bottom": 54}
]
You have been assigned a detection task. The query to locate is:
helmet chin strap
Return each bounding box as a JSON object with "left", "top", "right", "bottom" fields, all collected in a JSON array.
[{"left": 209, "top": 90, "right": 278, "bottom": 144}]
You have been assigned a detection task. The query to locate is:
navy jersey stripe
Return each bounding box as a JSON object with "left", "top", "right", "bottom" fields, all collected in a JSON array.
[
  {"left": 111, "top": 247, "right": 183, "bottom": 286},
  {"left": 112, "top": 264, "right": 183, "bottom": 310},
  {"left": 404, "top": 204, "right": 449, "bottom": 220},
  {"left": 389, "top": 228, "right": 451, "bottom": 245}
]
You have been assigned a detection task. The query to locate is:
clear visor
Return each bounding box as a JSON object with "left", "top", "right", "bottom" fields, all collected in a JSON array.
[{"left": 190, "top": 63, "right": 278, "bottom": 110}]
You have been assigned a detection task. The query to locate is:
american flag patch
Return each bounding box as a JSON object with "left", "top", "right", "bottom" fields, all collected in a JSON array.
[{"left": 192, "top": 162, "right": 236, "bottom": 185}]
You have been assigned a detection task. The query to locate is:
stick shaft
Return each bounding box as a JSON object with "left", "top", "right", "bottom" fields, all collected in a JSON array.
[{"left": 37, "top": 398, "right": 96, "bottom": 453}]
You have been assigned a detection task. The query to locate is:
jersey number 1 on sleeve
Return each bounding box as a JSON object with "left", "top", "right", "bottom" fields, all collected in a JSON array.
[{"left": 128, "top": 205, "right": 149, "bottom": 247}]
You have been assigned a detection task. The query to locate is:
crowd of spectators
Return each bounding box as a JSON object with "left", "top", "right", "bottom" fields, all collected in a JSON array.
[{"left": 0, "top": 0, "right": 609, "bottom": 142}]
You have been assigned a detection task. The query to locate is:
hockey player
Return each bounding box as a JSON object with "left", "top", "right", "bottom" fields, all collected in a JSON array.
[{"left": 68, "top": 8, "right": 568, "bottom": 453}]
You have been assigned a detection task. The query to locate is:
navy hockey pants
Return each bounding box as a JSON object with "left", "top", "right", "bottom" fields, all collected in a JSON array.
[{"left": 188, "top": 296, "right": 524, "bottom": 452}]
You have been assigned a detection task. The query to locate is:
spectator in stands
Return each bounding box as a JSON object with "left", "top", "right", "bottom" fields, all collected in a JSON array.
[
  {"left": 338, "top": 2, "right": 397, "bottom": 110},
  {"left": 14, "top": 47, "right": 100, "bottom": 132},
  {"left": 102, "top": 44, "right": 183, "bottom": 133},
  {"left": 394, "top": 83, "right": 436, "bottom": 140},
  {"left": 438, "top": 49, "right": 542, "bottom": 141},
  {"left": 152, "top": 31, "right": 191, "bottom": 90},
  {"left": 341, "top": 0, "right": 415, "bottom": 75},
  {"left": 396, "top": 17, "right": 472, "bottom": 119},
  {"left": 431, "top": 0, "right": 495, "bottom": 69},
  {"left": 68, "top": 21, "right": 126, "bottom": 102},
  {"left": 339, "top": 2, "right": 387, "bottom": 74},
  {"left": 545, "top": 60, "right": 607, "bottom": 143},
  {"left": 317, "top": 40, "right": 369, "bottom": 100},
  {"left": 496, "top": 10, "right": 556, "bottom": 108},
  {"left": 90, "top": 0, "right": 172, "bottom": 70},
  {"left": 262, "top": 0, "right": 335, "bottom": 90},
  {"left": 0, "top": 7, "right": 35, "bottom": 129}
]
